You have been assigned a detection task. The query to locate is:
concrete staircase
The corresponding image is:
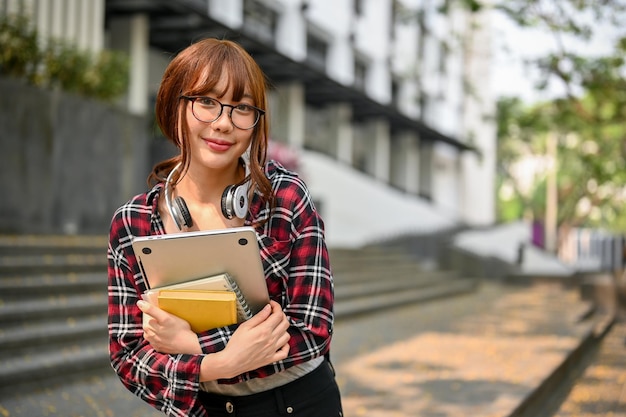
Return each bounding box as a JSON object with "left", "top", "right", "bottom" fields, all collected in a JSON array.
[
  {"left": 330, "top": 246, "right": 478, "bottom": 317},
  {"left": 0, "top": 235, "right": 478, "bottom": 393},
  {"left": 0, "top": 235, "right": 110, "bottom": 390}
]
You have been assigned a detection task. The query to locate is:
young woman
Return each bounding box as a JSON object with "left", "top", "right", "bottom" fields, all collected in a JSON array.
[{"left": 107, "top": 38, "right": 342, "bottom": 417}]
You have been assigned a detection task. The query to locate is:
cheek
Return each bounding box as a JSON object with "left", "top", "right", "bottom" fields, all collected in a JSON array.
[
  {"left": 236, "top": 130, "right": 254, "bottom": 148},
  {"left": 185, "top": 108, "right": 202, "bottom": 131}
]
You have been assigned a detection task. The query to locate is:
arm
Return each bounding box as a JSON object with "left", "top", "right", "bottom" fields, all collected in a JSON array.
[
  {"left": 247, "top": 171, "right": 335, "bottom": 377},
  {"left": 278, "top": 205, "right": 334, "bottom": 364},
  {"left": 107, "top": 238, "right": 204, "bottom": 416},
  {"left": 136, "top": 299, "right": 291, "bottom": 381}
]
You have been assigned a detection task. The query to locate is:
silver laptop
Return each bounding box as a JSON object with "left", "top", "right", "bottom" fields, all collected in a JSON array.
[{"left": 132, "top": 226, "right": 270, "bottom": 315}]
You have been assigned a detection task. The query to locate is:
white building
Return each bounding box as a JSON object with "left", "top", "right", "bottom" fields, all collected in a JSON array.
[{"left": 2, "top": 0, "right": 496, "bottom": 247}]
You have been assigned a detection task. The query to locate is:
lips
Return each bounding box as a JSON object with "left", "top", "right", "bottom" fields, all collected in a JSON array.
[{"left": 204, "top": 138, "right": 233, "bottom": 152}]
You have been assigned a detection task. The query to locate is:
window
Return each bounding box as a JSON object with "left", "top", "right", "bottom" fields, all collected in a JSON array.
[
  {"left": 354, "top": 0, "right": 364, "bottom": 16},
  {"left": 390, "top": 0, "right": 400, "bottom": 40},
  {"left": 243, "top": 0, "right": 278, "bottom": 44},
  {"left": 391, "top": 78, "right": 400, "bottom": 109},
  {"left": 306, "top": 31, "right": 328, "bottom": 71},
  {"left": 354, "top": 56, "right": 368, "bottom": 92}
]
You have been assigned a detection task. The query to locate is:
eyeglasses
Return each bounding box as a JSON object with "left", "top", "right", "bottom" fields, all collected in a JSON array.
[{"left": 180, "top": 95, "right": 265, "bottom": 130}]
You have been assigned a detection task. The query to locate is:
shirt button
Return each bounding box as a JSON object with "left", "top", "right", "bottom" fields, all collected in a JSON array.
[
  {"left": 286, "top": 406, "right": 294, "bottom": 413},
  {"left": 225, "top": 401, "right": 234, "bottom": 414}
]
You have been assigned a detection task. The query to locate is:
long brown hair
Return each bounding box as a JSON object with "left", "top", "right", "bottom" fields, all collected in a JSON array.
[{"left": 149, "top": 38, "right": 273, "bottom": 209}]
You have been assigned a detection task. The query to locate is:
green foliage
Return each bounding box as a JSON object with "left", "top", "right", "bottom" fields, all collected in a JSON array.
[
  {"left": 89, "top": 50, "right": 130, "bottom": 101},
  {"left": 485, "top": 0, "right": 626, "bottom": 233},
  {"left": 0, "top": 13, "right": 128, "bottom": 102},
  {"left": 0, "top": 14, "right": 40, "bottom": 82}
]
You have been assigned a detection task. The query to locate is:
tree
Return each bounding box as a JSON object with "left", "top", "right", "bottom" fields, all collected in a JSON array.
[{"left": 474, "top": 0, "right": 626, "bottom": 234}]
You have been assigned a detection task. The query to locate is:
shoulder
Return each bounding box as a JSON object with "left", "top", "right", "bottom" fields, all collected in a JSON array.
[
  {"left": 261, "top": 160, "right": 325, "bottom": 235},
  {"left": 109, "top": 184, "right": 160, "bottom": 244},
  {"left": 265, "top": 160, "right": 310, "bottom": 204}
]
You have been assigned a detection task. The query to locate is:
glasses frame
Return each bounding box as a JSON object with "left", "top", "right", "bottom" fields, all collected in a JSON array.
[{"left": 180, "top": 95, "right": 265, "bottom": 130}]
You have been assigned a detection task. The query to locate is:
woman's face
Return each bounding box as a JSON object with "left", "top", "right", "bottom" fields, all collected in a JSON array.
[{"left": 183, "top": 72, "right": 255, "bottom": 172}]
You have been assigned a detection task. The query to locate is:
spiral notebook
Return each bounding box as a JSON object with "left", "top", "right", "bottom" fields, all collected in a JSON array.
[{"left": 143, "top": 272, "right": 253, "bottom": 324}]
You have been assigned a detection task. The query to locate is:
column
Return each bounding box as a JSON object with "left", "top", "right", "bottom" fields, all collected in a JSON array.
[
  {"left": 390, "top": 131, "right": 419, "bottom": 194},
  {"left": 373, "top": 119, "right": 390, "bottom": 182},
  {"left": 65, "top": 0, "right": 77, "bottom": 42},
  {"left": 284, "top": 82, "right": 306, "bottom": 150},
  {"left": 91, "top": 0, "right": 105, "bottom": 52},
  {"left": 109, "top": 14, "right": 150, "bottom": 115},
  {"left": 334, "top": 103, "right": 353, "bottom": 165}
]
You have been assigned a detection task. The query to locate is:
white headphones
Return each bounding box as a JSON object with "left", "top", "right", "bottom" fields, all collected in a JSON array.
[{"left": 164, "top": 159, "right": 251, "bottom": 230}]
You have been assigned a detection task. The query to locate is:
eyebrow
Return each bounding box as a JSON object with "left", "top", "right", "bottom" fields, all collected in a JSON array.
[{"left": 204, "top": 90, "right": 254, "bottom": 103}]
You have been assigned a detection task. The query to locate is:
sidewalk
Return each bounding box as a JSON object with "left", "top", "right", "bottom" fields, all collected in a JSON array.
[
  {"left": 332, "top": 281, "right": 604, "bottom": 417},
  {"left": 554, "top": 321, "right": 626, "bottom": 416},
  {"left": 0, "top": 281, "right": 609, "bottom": 417}
]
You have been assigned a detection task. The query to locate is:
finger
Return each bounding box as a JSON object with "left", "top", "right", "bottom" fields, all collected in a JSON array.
[
  {"left": 269, "top": 300, "right": 283, "bottom": 313},
  {"left": 276, "top": 331, "right": 291, "bottom": 348},
  {"left": 241, "top": 304, "right": 272, "bottom": 328},
  {"left": 274, "top": 341, "right": 290, "bottom": 360},
  {"left": 269, "top": 317, "right": 290, "bottom": 341},
  {"left": 142, "top": 311, "right": 155, "bottom": 331},
  {"left": 138, "top": 300, "right": 168, "bottom": 323}
]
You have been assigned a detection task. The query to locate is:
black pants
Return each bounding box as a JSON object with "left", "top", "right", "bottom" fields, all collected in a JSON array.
[{"left": 198, "top": 360, "right": 343, "bottom": 416}]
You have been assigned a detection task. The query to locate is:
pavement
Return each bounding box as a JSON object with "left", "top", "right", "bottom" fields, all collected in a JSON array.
[
  {"left": 1, "top": 279, "right": 622, "bottom": 417},
  {"left": 333, "top": 281, "right": 610, "bottom": 417},
  {"left": 554, "top": 318, "right": 626, "bottom": 417}
]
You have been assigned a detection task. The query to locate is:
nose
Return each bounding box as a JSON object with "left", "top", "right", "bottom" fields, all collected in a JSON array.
[{"left": 211, "top": 107, "right": 234, "bottom": 131}]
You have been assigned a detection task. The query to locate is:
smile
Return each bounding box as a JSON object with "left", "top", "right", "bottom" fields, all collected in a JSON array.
[{"left": 204, "top": 138, "right": 233, "bottom": 152}]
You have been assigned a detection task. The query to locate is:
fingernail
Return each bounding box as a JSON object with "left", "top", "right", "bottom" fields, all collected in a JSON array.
[{"left": 137, "top": 300, "right": 147, "bottom": 309}]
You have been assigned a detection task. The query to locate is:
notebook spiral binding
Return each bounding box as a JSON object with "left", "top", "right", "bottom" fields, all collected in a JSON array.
[{"left": 224, "top": 273, "right": 253, "bottom": 321}]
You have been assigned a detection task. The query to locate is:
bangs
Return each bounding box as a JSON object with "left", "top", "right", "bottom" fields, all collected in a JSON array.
[{"left": 186, "top": 43, "right": 255, "bottom": 104}]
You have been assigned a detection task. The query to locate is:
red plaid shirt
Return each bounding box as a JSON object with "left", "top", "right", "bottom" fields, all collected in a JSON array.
[{"left": 107, "top": 161, "right": 334, "bottom": 417}]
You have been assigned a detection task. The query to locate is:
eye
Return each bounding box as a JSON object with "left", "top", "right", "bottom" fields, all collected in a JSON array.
[
  {"left": 234, "top": 104, "right": 254, "bottom": 114},
  {"left": 197, "top": 97, "right": 219, "bottom": 108}
]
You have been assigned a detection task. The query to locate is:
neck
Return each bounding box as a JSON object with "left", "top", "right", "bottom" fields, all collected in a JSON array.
[{"left": 176, "top": 160, "right": 243, "bottom": 204}]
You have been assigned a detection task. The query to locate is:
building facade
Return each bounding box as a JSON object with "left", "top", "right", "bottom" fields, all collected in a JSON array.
[{"left": 2, "top": 0, "right": 496, "bottom": 242}]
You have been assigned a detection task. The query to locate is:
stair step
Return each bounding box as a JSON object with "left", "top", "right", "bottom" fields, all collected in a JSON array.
[
  {"left": 329, "top": 249, "right": 419, "bottom": 271},
  {"left": 334, "top": 268, "right": 455, "bottom": 284},
  {"left": 0, "top": 340, "right": 110, "bottom": 388},
  {"left": 330, "top": 253, "right": 423, "bottom": 272},
  {"left": 0, "top": 254, "right": 107, "bottom": 275},
  {"left": 335, "top": 272, "right": 460, "bottom": 300},
  {"left": 333, "top": 262, "right": 425, "bottom": 276},
  {"left": 0, "top": 293, "right": 107, "bottom": 323},
  {"left": 0, "top": 272, "right": 106, "bottom": 296},
  {"left": 0, "top": 315, "right": 106, "bottom": 350},
  {"left": 0, "top": 235, "right": 107, "bottom": 255},
  {"left": 334, "top": 278, "right": 478, "bottom": 318}
]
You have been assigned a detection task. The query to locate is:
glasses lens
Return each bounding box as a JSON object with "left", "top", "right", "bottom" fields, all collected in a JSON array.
[
  {"left": 230, "top": 104, "right": 260, "bottom": 130},
  {"left": 192, "top": 97, "right": 222, "bottom": 123}
]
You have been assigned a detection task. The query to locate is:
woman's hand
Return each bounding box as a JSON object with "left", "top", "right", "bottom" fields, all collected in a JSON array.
[
  {"left": 137, "top": 300, "right": 201, "bottom": 354},
  {"left": 200, "top": 300, "right": 291, "bottom": 380}
]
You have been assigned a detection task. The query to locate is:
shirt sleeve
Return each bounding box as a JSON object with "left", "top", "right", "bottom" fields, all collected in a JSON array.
[
  {"left": 225, "top": 168, "right": 334, "bottom": 382},
  {"left": 107, "top": 203, "right": 209, "bottom": 417},
  {"left": 270, "top": 183, "right": 334, "bottom": 367}
]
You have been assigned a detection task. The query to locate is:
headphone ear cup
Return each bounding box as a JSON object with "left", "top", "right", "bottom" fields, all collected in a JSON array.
[
  {"left": 221, "top": 185, "right": 235, "bottom": 219},
  {"left": 221, "top": 184, "right": 249, "bottom": 220},
  {"left": 174, "top": 196, "right": 193, "bottom": 228},
  {"left": 231, "top": 184, "right": 249, "bottom": 219}
]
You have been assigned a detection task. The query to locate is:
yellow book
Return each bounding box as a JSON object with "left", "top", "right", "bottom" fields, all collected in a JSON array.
[
  {"left": 157, "top": 289, "right": 238, "bottom": 332},
  {"left": 144, "top": 273, "right": 253, "bottom": 322}
]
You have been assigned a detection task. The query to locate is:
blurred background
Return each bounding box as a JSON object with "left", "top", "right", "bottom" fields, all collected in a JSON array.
[{"left": 0, "top": 1, "right": 625, "bottom": 416}]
